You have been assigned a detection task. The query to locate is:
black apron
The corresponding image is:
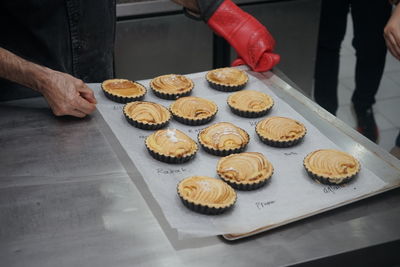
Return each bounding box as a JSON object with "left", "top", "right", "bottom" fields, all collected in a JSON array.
[{"left": 0, "top": 0, "right": 116, "bottom": 101}]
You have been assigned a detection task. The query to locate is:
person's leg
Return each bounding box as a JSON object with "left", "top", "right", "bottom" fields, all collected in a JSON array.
[
  {"left": 314, "top": 0, "right": 349, "bottom": 115},
  {"left": 350, "top": 0, "right": 392, "bottom": 142}
]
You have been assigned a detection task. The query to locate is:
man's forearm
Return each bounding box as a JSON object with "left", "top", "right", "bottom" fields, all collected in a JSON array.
[{"left": 0, "top": 47, "right": 51, "bottom": 93}]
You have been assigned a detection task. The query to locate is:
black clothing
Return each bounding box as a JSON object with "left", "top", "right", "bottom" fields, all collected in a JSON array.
[
  {"left": 314, "top": 0, "right": 392, "bottom": 115},
  {"left": 0, "top": 0, "right": 116, "bottom": 101}
]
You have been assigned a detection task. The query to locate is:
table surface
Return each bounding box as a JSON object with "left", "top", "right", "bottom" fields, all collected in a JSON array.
[{"left": 0, "top": 70, "right": 399, "bottom": 267}]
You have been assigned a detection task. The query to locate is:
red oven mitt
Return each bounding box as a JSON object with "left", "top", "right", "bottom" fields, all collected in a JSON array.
[{"left": 186, "top": 0, "right": 280, "bottom": 72}]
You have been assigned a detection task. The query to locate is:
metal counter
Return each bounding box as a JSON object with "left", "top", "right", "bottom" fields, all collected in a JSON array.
[{"left": 1, "top": 70, "right": 399, "bottom": 266}]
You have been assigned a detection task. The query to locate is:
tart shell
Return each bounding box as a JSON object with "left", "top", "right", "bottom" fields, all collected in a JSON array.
[
  {"left": 123, "top": 102, "right": 171, "bottom": 130},
  {"left": 101, "top": 80, "right": 146, "bottom": 103}
]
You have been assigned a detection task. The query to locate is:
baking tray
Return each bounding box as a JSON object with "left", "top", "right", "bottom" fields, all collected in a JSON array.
[{"left": 92, "top": 68, "right": 400, "bottom": 240}]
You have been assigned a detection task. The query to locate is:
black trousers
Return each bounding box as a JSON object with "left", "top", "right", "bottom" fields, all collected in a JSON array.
[{"left": 314, "top": 0, "right": 392, "bottom": 115}]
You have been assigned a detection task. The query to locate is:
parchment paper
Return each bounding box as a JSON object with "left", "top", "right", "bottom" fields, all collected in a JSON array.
[{"left": 91, "top": 69, "right": 387, "bottom": 238}]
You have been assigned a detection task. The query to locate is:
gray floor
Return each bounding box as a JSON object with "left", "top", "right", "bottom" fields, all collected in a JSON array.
[{"left": 336, "top": 16, "right": 400, "bottom": 151}]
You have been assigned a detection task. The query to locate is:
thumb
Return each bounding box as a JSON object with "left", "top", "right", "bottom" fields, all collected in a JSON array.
[{"left": 231, "top": 57, "right": 246, "bottom": 67}]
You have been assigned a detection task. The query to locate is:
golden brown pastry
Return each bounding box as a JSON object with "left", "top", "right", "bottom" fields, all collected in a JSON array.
[
  {"left": 206, "top": 67, "right": 248, "bottom": 91},
  {"left": 123, "top": 101, "right": 171, "bottom": 130},
  {"left": 145, "top": 128, "right": 198, "bottom": 163},
  {"left": 227, "top": 90, "right": 274, "bottom": 117},
  {"left": 198, "top": 122, "right": 249, "bottom": 156},
  {"left": 256, "top": 116, "right": 306, "bottom": 147},
  {"left": 303, "top": 149, "right": 360, "bottom": 185},
  {"left": 150, "top": 74, "right": 194, "bottom": 99},
  {"left": 177, "top": 176, "right": 237, "bottom": 214},
  {"left": 170, "top": 96, "right": 218, "bottom": 125},
  {"left": 102, "top": 79, "right": 146, "bottom": 103},
  {"left": 217, "top": 152, "right": 273, "bottom": 190}
]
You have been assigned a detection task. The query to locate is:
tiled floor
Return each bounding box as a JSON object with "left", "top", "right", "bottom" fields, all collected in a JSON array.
[{"left": 336, "top": 16, "right": 400, "bottom": 151}]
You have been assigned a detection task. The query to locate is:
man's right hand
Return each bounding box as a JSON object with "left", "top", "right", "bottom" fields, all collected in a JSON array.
[
  {"left": 40, "top": 70, "right": 97, "bottom": 118},
  {"left": 0, "top": 47, "right": 97, "bottom": 118}
]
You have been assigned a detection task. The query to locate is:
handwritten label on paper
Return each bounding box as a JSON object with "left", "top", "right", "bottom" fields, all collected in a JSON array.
[
  {"left": 283, "top": 152, "right": 298, "bottom": 156},
  {"left": 255, "top": 201, "right": 275, "bottom": 210},
  {"left": 186, "top": 128, "right": 202, "bottom": 134},
  {"left": 249, "top": 121, "right": 258, "bottom": 127},
  {"left": 322, "top": 184, "right": 356, "bottom": 194},
  {"left": 112, "top": 105, "right": 124, "bottom": 111},
  {"left": 157, "top": 167, "right": 188, "bottom": 175}
]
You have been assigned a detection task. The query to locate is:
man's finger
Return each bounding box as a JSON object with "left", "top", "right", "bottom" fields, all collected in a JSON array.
[
  {"left": 74, "top": 95, "right": 96, "bottom": 115},
  {"left": 69, "top": 109, "right": 87, "bottom": 118},
  {"left": 387, "top": 33, "right": 400, "bottom": 60},
  {"left": 78, "top": 84, "right": 97, "bottom": 104}
]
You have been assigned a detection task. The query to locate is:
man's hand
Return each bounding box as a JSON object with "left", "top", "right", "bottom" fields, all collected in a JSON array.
[
  {"left": 39, "top": 70, "right": 96, "bottom": 118},
  {"left": 384, "top": 4, "right": 400, "bottom": 60},
  {"left": 0, "top": 47, "right": 96, "bottom": 118}
]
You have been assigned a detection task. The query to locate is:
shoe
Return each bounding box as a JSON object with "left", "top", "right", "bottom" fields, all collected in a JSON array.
[{"left": 354, "top": 107, "right": 379, "bottom": 143}]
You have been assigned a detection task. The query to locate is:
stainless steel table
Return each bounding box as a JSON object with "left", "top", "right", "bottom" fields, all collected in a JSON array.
[{"left": 1, "top": 71, "right": 399, "bottom": 267}]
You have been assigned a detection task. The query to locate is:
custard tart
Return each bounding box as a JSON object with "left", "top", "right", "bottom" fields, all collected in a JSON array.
[
  {"left": 150, "top": 74, "right": 194, "bottom": 99},
  {"left": 227, "top": 90, "right": 274, "bottom": 118},
  {"left": 170, "top": 96, "right": 218, "bottom": 125},
  {"left": 206, "top": 67, "right": 248, "bottom": 92},
  {"left": 123, "top": 101, "right": 171, "bottom": 130},
  {"left": 198, "top": 122, "right": 249, "bottom": 156},
  {"left": 102, "top": 79, "right": 146, "bottom": 103},
  {"left": 145, "top": 128, "right": 198, "bottom": 163},
  {"left": 256, "top": 116, "right": 306, "bottom": 147},
  {"left": 217, "top": 152, "right": 273, "bottom": 190},
  {"left": 177, "top": 176, "right": 237, "bottom": 215},
  {"left": 303, "top": 149, "right": 360, "bottom": 185}
]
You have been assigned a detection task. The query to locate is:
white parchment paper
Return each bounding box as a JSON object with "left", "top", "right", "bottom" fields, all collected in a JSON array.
[{"left": 91, "top": 69, "right": 387, "bottom": 238}]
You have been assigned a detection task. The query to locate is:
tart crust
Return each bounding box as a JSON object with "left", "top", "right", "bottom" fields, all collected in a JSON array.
[
  {"left": 102, "top": 79, "right": 146, "bottom": 103},
  {"left": 227, "top": 90, "right": 274, "bottom": 117},
  {"left": 150, "top": 74, "right": 194, "bottom": 99},
  {"left": 217, "top": 152, "right": 274, "bottom": 190},
  {"left": 198, "top": 122, "right": 250, "bottom": 156},
  {"left": 170, "top": 96, "right": 218, "bottom": 125},
  {"left": 177, "top": 176, "right": 237, "bottom": 215},
  {"left": 145, "top": 129, "right": 198, "bottom": 163},
  {"left": 123, "top": 101, "right": 171, "bottom": 130},
  {"left": 303, "top": 149, "right": 360, "bottom": 185},
  {"left": 206, "top": 67, "right": 248, "bottom": 92},
  {"left": 256, "top": 116, "right": 307, "bottom": 147}
]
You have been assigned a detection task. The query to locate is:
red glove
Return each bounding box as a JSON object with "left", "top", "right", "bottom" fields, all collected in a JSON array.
[{"left": 207, "top": 0, "right": 280, "bottom": 72}]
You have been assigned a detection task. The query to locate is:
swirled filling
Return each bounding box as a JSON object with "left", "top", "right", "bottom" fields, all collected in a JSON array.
[
  {"left": 199, "top": 122, "right": 249, "bottom": 150},
  {"left": 256, "top": 116, "right": 306, "bottom": 141},
  {"left": 151, "top": 74, "right": 193, "bottom": 93},
  {"left": 102, "top": 79, "right": 145, "bottom": 96},
  {"left": 206, "top": 68, "right": 248, "bottom": 85},
  {"left": 170, "top": 96, "right": 217, "bottom": 119},
  {"left": 146, "top": 129, "right": 197, "bottom": 157},
  {"left": 124, "top": 102, "right": 170, "bottom": 124},
  {"left": 217, "top": 152, "right": 273, "bottom": 183},
  {"left": 178, "top": 176, "right": 236, "bottom": 207},
  {"left": 228, "top": 90, "right": 273, "bottom": 112},
  {"left": 304, "top": 149, "right": 359, "bottom": 178}
]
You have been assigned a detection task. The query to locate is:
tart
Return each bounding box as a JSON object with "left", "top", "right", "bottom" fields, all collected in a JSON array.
[
  {"left": 227, "top": 90, "right": 274, "bottom": 117},
  {"left": 101, "top": 79, "right": 146, "bottom": 103},
  {"left": 206, "top": 67, "right": 248, "bottom": 92},
  {"left": 150, "top": 74, "right": 194, "bottom": 99},
  {"left": 145, "top": 128, "right": 198, "bottom": 163},
  {"left": 256, "top": 116, "right": 307, "bottom": 147},
  {"left": 303, "top": 149, "right": 360, "bottom": 185},
  {"left": 170, "top": 96, "right": 218, "bottom": 125},
  {"left": 123, "top": 101, "right": 171, "bottom": 130},
  {"left": 217, "top": 152, "right": 273, "bottom": 190},
  {"left": 177, "top": 176, "right": 237, "bottom": 215},
  {"left": 198, "top": 122, "right": 250, "bottom": 156}
]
